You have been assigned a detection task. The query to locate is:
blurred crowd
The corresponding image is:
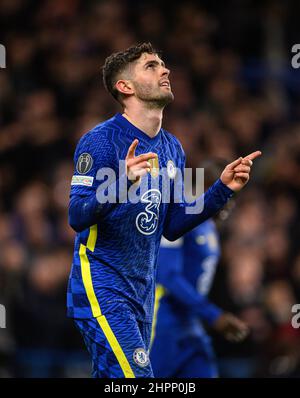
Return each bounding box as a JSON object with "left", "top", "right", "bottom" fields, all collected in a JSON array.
[{"left": 0, "top": 0, "right": 300, "bottom": 378}]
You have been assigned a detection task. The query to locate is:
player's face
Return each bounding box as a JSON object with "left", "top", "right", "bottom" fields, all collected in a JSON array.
[{"left": 131, "top": 53, "right": 174, "bottom": 107}]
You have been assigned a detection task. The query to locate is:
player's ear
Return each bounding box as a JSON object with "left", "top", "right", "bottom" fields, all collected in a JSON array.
[{"left": 115, "top": 79, "right": 134, "bottom": 96}]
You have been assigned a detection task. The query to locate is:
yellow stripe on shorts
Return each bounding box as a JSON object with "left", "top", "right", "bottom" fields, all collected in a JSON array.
[
  {"left": 79, "top": 225, "right": 101, "bottom": 317},
  {"left": 97, "top": 315, "right": 135, "bottom": 378},
  {"left": 80, "top": 224, "right": 135, "bottom": 377},
  {"left": 150, "top": 284, "right": 165, "bottom": 348}
]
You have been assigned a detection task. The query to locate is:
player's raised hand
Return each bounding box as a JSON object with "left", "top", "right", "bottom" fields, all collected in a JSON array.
[
  {"left": 212, "top": 312, "right": 249, "bottom": 343},
  {"left": 125, "top": 139, "right": 157, "bottom": 183},
  {"left": 220, "top": 151, "right": 262, "bottom": 192}
]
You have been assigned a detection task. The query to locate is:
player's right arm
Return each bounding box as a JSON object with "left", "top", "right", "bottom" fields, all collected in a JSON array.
[
  {"left": 69, "top": 135, "right": 156, "bottom": 232},
  {"left": 68, "top": 131, "right": 117, "bottom": 232},
  {"left": 125, "top": 139, "right": 157, "bottom": 184}
]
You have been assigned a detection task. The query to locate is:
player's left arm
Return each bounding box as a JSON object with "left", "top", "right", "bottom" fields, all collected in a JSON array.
[{"left": 163, "top": 148, "right": 261, "bottom": 241}]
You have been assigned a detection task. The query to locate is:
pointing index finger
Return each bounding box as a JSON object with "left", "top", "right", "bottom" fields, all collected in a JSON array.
[
  {"left": 244, "top": 151, "right": 262, "bottom": 161},
  {"left": 126, "top": 139, "right": 139, "bottom": 159}
]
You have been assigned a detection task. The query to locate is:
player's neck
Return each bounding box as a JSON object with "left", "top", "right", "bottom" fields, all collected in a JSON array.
[{"left": 122, "top": 106, "right": 163, "bottom": 138}]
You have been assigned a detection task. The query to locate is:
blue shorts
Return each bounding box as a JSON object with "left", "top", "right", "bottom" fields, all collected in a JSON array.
[
  {"left": 150, "top": 332, "right": 218, "bottom": 378},
  {"left": 74, "top": 308, "right": 154, "bottom": 378}
]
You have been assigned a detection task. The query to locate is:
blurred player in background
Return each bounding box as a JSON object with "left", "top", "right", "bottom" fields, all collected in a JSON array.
[
  {"left": 151, "top": 159, "right": 249, "bottom": 378},
  {"left": 67, "top": 42, "right": 260, "bottom": 378}
]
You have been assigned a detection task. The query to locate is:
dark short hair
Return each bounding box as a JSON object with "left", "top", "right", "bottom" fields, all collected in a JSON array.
[{"left": 102, "top": 42, "right": 159, "bottom": 103}]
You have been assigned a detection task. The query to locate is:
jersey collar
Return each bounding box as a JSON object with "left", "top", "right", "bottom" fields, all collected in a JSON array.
[{"left": 115, "top": 113, "right": 162, "bottom": 145}]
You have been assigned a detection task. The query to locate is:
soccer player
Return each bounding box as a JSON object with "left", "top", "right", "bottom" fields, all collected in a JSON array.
[
  {"left": 150, "top": 159, "right": 249, "bottom": 378},
  {"left": 67, "top": 42, "right": 261, "bottom": 378}
]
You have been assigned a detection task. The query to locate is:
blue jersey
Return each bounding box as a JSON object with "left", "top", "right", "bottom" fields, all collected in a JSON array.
[
  {"left": 67, "top": 113, "right": 233, "bottom": 323},
  {"left": 153, "top": 220, "right": 222, "bottom": 335}
]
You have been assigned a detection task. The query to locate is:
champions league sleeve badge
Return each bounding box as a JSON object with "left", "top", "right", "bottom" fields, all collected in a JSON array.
[{"left": 76, "top": 153, "right": 93, "bottom": 174}]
